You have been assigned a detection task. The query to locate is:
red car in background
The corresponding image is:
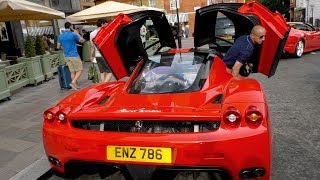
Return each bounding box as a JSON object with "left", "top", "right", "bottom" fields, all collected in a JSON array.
[
  {"left": 284, "top": 22, "right": 320, "bottom": 57},
  {"left": 43, "top": 2, "right": 289, "bottom": 180}
]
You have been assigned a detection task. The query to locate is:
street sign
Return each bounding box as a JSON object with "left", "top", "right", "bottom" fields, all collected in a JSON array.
[{"left": 170, "top": 0, "right": 180, "bottom": 10}]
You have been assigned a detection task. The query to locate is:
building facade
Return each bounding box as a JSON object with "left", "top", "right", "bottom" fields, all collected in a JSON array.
[
  {"left": 295, "top": 0, "right": 320, "bottom": 26},
  {"left": 94, "top": 0, "right": 164, "bottom": 8},
  {"left": 290, "top": 0, "right": 296, "bottom": 22},
  {"left": 80, "top": 0, "right": 95, "bottom": 10},
  {"left": 164, "top": 0, "right": 246, "bottom": 37},
  {"left": 0, "top": 0, "right": 83, "bottom": 56}
]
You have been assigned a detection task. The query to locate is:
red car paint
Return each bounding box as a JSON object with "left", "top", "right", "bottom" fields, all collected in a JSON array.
[
  {"left": 284, "top": 22, "right": 320, "bottom": 56},
  {"left": 43, "top": 2, "right": 289, "bottom": 179}
]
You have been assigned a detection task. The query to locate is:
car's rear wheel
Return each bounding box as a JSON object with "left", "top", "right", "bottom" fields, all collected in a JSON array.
[{"left": 294, "top": 40, "right": 304, "bottom": 58}]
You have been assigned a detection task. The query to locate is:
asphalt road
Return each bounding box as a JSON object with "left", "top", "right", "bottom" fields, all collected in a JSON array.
[
  {"left": 253, "top": 51, "right": 320, "bottom": 179},
  {"left": 7, "top": 39, "right": 319, "bottom": 180}
]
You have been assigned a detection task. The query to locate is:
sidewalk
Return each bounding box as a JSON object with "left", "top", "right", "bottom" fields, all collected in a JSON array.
[
  {"left": 0, "top": 37, "right": 194, "bottom": 180},
  {"left": 0, "top": 62, "right": 111, "bottom": 180}
]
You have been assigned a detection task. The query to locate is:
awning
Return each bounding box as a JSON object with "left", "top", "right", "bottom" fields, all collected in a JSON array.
[
  {"left": 27, "top": 26, "right": 53, "bottom": 36},
  {"left": 166, "top": 13, "right": 189, "bottom": 24},
  {"left": 141, "top": 5, "right": 166, "bottom": 13},
  {"left": 66, "top": 1, "right": 144, "bottom": 22},
  {"left": 0, "top": 0, "right": 65, "bottom": 21}
]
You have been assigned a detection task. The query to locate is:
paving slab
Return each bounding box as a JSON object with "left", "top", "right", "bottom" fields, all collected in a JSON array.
[
  {"left": 5, "top": 139, "right": 47, "bottom": 172},
  {"left": 0, "top": 150, "right": 18, "bottom": 167},
  {"left": 0, "top": 62, "right": 113, "bottom": 179},
  {"left": 0, "top": 136, "right": 36, "bottom": 153},
  {"left": 8, "top": 156, "right": 50, "bottom": 180},
  {"left": 0, "top": 167, "right": 17, "bottom": 180}
]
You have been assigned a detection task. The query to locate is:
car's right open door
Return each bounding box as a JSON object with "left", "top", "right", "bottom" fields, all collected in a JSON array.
[{"left": 238, "top": 2, "right": 290, "bottom": 77}]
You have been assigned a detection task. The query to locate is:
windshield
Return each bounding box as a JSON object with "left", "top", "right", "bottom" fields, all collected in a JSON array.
[
  {"left": 216, "top": 17, "right": 235, "bottom": 36},
  {"left": 129, "top": 53, "right": 209, "bottom": 94}
]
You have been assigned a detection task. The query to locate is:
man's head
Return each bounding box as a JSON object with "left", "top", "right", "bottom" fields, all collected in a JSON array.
[
  {"left": 97, "top": 19, "right": 108, "bottom": 28},
  {"left": 250, "top": 25, "right": 266, "bottom": 44},
  {"left": 64, "top": 22, "right": 72, "bottom": 29}
]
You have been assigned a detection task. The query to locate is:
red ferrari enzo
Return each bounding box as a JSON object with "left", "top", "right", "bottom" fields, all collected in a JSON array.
[
  {"left": 284, "top": 22, "right": 320, "bottom": 58},
  {"left": 43, "top": 2, "right": 289, "bottom": 180}
]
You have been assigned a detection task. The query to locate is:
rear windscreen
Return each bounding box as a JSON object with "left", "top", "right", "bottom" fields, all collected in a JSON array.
[{"left": 129, "top": 52, "right": 211, "bottom": 94}]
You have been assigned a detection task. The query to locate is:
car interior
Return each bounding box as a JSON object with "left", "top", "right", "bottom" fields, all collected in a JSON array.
[{"left": 115, "top": 10, "right": 262, "bottom": 81}]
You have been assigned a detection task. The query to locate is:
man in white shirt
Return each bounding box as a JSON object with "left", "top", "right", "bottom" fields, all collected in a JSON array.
[
  {"left": 140, "top": 24, "right": 147, "bottom": 47},
  {"left": 90, "top": 19, "right": 112, "bottom": 83}
]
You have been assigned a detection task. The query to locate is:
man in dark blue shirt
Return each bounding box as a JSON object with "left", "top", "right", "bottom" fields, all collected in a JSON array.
[{"left": 223, "top": 25, "right": 266, "bottom": 77}]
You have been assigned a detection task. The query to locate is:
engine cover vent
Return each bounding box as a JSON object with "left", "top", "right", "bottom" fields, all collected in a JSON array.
[{"left": 71, "top": 120, "right": 220, "bottom": 133}]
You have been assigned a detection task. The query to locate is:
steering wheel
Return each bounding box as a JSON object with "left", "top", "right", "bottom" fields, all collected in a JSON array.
[
  {"left": 157, "top": 74, "right": 188, "bottom": 92},
  {"left": 158, "top": 80, "right": 184, "bottom": 92}
]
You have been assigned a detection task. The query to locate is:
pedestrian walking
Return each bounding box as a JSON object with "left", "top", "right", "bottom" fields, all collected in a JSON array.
[
  {"left": 140, "top": 24, "right": 147, "bottom": 47},
  {"left": 82, "top": 29, "right": 90, "bottom": 41},
  {"left": 185, "top": 25, "right": 189, "bottom": 38},
  {"left": 182, "top": 25, "right": 185, "bottom": 38},
  {"left": 90, "top": 19, "right": 112, "bottom": 83},
  {"left": 299, "top": 14, "right": 305, "bottom": 23},
  {"left": 57, "top": 22, "right": 85, "bottom": 90}
]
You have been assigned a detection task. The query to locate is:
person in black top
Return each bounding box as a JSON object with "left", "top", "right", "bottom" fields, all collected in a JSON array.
[{"left": 82, "top": 29, "right": 90, "bottom": 41}]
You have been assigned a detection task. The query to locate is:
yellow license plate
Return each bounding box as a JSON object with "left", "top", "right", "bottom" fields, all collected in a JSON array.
[
  {"left": 107, "top": 145, "right": 172, "bottom": 164},
  {"left": 221, "top": 36, "right": 232, "bottom": 40}
]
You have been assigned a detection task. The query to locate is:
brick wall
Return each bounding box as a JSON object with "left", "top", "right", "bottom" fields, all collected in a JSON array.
[{"left": 164, "top": 0, "right": 245, "bottom": 37}]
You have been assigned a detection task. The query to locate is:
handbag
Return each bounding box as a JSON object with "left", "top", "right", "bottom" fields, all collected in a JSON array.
[
  {"left": 92, "top": 66, "right": 99, "bottom": 84},
  {"left": 92, "top": 57, "right": 97, "bottom": 63},
  {"left": 88, "top": 64, "right": 96, "bottom": 80}
]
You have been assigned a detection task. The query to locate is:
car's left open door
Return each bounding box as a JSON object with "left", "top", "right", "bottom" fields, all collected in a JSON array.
[{"left": 94, "top": 11, "right": 176, "bottom": 80}]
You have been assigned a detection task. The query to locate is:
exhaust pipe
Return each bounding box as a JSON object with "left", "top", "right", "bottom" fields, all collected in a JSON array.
[
  {"left": 48, "top": 156, "right": 62, "bottom": 167},
  {"left": 239, "top": 167, "right": 265, "bottom": 179}
]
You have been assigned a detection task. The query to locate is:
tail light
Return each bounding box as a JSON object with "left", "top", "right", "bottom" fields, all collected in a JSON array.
[
  {"left": 56, "top": 107, "right": 72, "bottom": 123},
  {"left": 223, "top": 106, "right": 241, "bottom": 126},
  {"left": 245, "top": 106, "right": 263, "bottom": 126},
  {"left": 43, "top": 107, "right": 59, "bottom": 121},
  {"left": 44, "top": 107, "right": 71, "bottom": 123}
]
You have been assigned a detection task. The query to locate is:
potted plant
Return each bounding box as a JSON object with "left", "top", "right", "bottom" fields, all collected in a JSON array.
[
  {"left": 25, "top": 35, "right": 36, "bottom": 58},
  {"left": 35, "top": 35, "right": 46, "bottom": 56},
  {"left": 17, "top": 35, "right": 45, "bottom": 85},
  {"left": 36, "top": 36, "right": 57, "bottom": 80}
]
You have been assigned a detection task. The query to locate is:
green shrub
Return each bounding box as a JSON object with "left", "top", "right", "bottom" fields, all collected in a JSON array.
[
  {"left": 25, "top": 35, "right": 36, "bottom": 58},
  {"left": 35, "top": 36, "right": 46, "bottom": 55}
]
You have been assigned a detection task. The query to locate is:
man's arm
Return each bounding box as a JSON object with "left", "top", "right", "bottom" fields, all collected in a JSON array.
[
  {"left": 90, "top": 39, "right": 95, "bottom": 63},
  {"left": 233, "top": 47, "right": 252, "bottom": 77},
  {"left": 57, "top": 42, "right": 61, "bottom": 50},
  {"left": 90, "top": 32, "right": 95, "bottom": 63},
  {"left": 231, "top": 61, "right": 243, "bottom": 77},
  {"left": 72, "top": 28, "right": 85, "bottom": 43}
]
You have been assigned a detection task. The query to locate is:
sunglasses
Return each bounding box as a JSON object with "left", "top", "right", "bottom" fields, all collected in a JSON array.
[{"left": 253, "top": 33, "right": 266, "bottom": 39}]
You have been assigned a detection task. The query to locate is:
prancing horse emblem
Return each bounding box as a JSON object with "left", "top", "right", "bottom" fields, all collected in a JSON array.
[{"left": 135, "top": 120, "right": 143, "bottom": 131}]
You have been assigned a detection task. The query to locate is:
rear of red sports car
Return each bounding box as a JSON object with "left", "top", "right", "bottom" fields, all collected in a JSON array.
[
  {"left": 43, "top": 55, "right": 271, "bottom": 180},
  {"left": 43, "top": 2, "right": 289, "bottom": 180}
]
